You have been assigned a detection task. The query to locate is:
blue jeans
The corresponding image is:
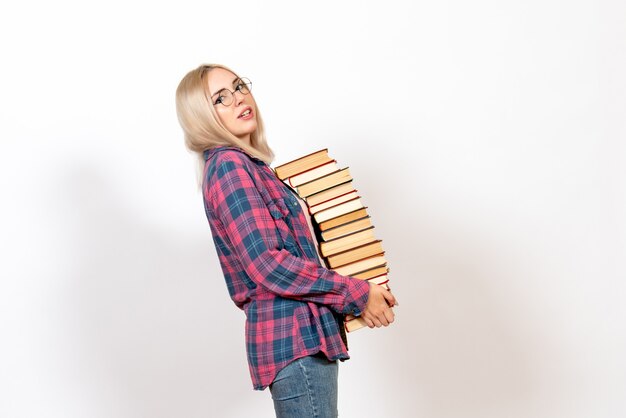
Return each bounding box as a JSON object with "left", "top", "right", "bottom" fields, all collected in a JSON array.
[{"left": 269, "top": 353, "right": 339, "bottom": 418}]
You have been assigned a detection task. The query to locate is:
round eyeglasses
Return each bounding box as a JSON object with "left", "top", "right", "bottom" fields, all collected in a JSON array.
[{"left": 211, "top": 78, "right": 252, "bottom": 107}]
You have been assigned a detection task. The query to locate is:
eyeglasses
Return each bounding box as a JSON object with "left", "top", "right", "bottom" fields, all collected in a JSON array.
[{"left": 211, "top": 78, "right": 252, "bottom": 107}]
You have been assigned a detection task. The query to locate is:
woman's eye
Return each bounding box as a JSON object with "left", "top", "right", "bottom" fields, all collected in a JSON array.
[
  {"left": 214, "top": 96, "right": 224, "bottom": 105},
  {"left": 235, "top": 83, "right": 245, "bottom": 92}
]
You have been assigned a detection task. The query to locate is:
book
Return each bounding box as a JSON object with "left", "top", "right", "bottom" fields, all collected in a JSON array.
[
  {"left": 313, "top": 197, "right": 364, "bottom": 224},
  {"left": 318, "top": 207, "right": 369, "bottom": 231},
  {"left": 351, "top": 265, "right": 389, "bottom": 280},
  {"left": 288, "top": 160, "right": 339, "bottom": 187},
  {"left": 309, "top": 190, "right": 359, "bottom": 215},
  {"left": 344, "top": 316, "right": 369, "bottom": 333},
  {"left": 320, "top": 216, "right": 373, "bottom": 241},
  {"left": 296, "top": 168, "right": 352, "bottom": 198},
  {"left": 305, "top": 181, "right": 355, "bottom": 207},
  {"left": 319, "top": 227, "right": 377, "bottom": 257},
  {"left": 366, "top": 273, "right": 389, "bottom": 286},
  {"left": 327, "top": 241, "right": 384, "bottom": 269},
  {"left": 333, "top": 253, "right": 387, "bottom": 276},
  {"left": 274, "top": 149, "right": 332, "bottom": 179}
]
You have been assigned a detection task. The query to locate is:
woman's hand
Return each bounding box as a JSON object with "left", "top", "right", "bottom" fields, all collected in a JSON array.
[{"left": 361, "top": 283, "right": 398, "bottom": 328}]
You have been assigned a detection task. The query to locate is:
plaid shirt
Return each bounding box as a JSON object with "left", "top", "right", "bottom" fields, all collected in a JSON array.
[{"left": 202, "top": 147, "right": 370, "bottom": 390}]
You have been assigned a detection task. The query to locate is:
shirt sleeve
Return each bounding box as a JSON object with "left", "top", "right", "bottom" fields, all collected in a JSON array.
[{"left": 205, "top": 151, "right": 370, "bottom": 316}]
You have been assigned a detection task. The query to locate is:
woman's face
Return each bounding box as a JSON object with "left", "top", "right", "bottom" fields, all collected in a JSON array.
[{"left": 206, "top": 68, "right": 258, "bottom": 144}]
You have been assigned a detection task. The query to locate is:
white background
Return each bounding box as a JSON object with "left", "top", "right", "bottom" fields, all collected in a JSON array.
[{"left": 1, "top": 1, "right": 625, "bottom": 417}]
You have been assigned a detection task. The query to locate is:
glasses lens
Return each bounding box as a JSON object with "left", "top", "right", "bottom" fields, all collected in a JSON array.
[
  {"left": 239, "top": 78, "right": 252, "bottom": 94},
  {"left": 220, "top": 90, "right": 234, "bottom": 106}
]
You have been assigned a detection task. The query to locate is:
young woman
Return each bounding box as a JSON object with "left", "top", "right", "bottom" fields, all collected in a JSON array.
[{"left": 175, "top": 64, "right": 397, "bottom": 417}]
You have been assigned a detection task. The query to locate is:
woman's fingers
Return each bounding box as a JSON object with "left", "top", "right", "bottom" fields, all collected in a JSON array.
[
  {"left": 363, "top": 307, "right": 394, "bottom": 328},
  {"left": 383, "top": 308, "right": 395, "bottom": 325},
  {"left": 382, "top": 288, "right": 398, "bottom": 307},
  {"left": 361, "top": 283, "right": 397, "bottom": 328}
]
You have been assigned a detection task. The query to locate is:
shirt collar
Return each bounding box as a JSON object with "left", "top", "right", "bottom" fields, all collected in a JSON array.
[{"left": 203, "top": 146, "right": 267, "bottom": 166}]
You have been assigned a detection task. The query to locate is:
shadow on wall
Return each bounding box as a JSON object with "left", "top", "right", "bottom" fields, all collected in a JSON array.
[
  {"left": 383, "top": 201, "right": 540, "bottom": 418},
  {"left": 60, "top": 165, "right": 266, "bottom": 418}
]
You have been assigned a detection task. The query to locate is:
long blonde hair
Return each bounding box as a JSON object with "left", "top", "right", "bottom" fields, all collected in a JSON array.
[{"left": 175, "top": 64, "right": 274, "bottom": 183}]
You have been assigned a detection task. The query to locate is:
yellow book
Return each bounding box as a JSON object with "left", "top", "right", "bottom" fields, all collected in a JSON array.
[
  {"left": 321, "top": 216, "right": 372, "bottom": 241},
  {"left": 313, "top": 197, "right": 364, "bottom": 224},
  {"left": 296, "top": 168, "right": 352, "bottom": 198},
  {"left": 274, "top": 149, "right": 332, "bottom": 179},
  {"left": 318, "top": 208, "right": 369, "bottom": 231},
  {"left": 309, "top": 191, "right": 359, "bottom": 215},
  {"left": 327, "top": 241, "right": 384, "bottom": 268},
  {"left": 305, "top": 181, "right": 355, "bottom": 207},
  {"left": 333, "top": 254, "right": 387, "bottom": 276},
  {"left": 351, "top": 265, "right": 389, "bottom": 280},
  {"left": 320, "top": 227, "right": 376, "bottom": 257},
  {"left": 288, "top": 161, "right": 339, "bottom": 187}
]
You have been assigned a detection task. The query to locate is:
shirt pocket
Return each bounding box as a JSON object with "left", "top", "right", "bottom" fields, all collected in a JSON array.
[{"left": 267, "top": 197, "right": 302, "bottom": 257}]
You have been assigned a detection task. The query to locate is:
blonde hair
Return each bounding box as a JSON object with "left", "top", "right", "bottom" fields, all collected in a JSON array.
[{"left": 175, "top": 64, "right": 274, "bottom": 183}]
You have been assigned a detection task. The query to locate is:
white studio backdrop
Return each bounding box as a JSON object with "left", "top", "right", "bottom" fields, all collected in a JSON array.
[{"left": 1, "top": 1, "right": 625, "bottom": 417}]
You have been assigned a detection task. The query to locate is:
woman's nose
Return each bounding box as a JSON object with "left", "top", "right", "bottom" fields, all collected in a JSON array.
[{"left": 233, "top": 90, "right": 246, "bottom": 106}]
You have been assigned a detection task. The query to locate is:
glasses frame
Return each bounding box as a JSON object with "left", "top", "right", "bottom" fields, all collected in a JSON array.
[{"left": 211, "top": 77, "right": 252, "bottom": 107}]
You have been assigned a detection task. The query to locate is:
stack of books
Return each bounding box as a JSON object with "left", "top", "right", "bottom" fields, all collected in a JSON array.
[{"left": 274, "top": 149, "right": 390, "bottom": 332}]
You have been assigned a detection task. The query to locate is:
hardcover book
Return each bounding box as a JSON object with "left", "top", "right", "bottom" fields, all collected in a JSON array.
[
  {"left": 296, "top": 168, "right": 352, "bottom": 198},
  {"left": 309, "top": 190, "right": 360, "bottom": 215},
  {"left": 326, "top": 240, "right": 384, "bottom": 269},
  {"left": 288, "top": 160, "right": 339, "bottom": 187},
  {"left": 352, "top": 265, "right": 389, "bottom": 281},
  {"left": 319, "top": 227, "right": 377, "bottom": 258},
  {"left": 320, "top": 216, "right": 373, "bottom": 241},
  {"left": 318, "top": 208, "right": 369, "bottom": 231},
  {"left": 305, "top": 181, "right": 355, "bottom": 207},
  {"left": 332, "top": 253, "right": 387, "bottom": 277},
  {"left": 313, "top": 197, "right": 364, "bottom": 224},
  {"left": 274, "top": 149, "right": 333, "bottom": 179}
]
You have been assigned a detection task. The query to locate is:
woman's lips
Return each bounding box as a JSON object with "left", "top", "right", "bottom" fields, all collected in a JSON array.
[{"left": 238, "top": 107, "right": 253, "bottom": 119}]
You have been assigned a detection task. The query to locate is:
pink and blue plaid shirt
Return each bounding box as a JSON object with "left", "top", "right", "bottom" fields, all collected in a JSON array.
[{"left": 202, "top": 146, "right": 370, "bottom": 390}]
